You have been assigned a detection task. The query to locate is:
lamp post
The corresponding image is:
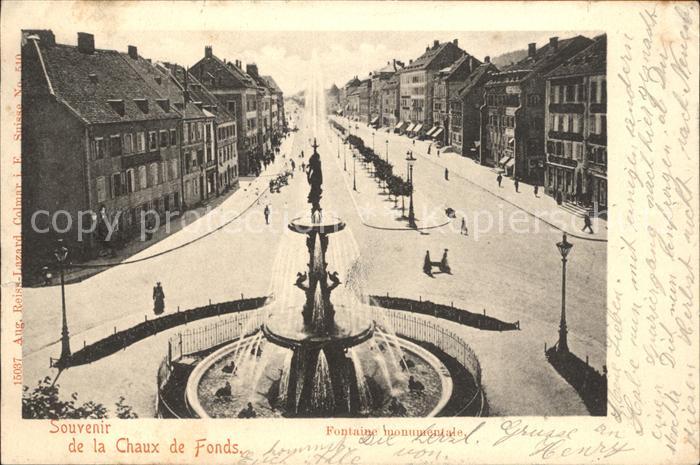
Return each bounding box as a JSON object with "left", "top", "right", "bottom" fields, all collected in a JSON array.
[
  {"left": 353, "top": 149, "right": 357, "bottom": 191},
  {"left": 406, "top": 151, "right": 417, "bottom": 228},
  {"left": 372, "top": 131, "right": 375, "bottom": 152},
  {"left": 343, "top": 140, "right": 347, "bottom": 172},
  {"left": 386, "top": 139, "right": 389, "bottom": 163},
  {"left": 52, "top": 240, "right": 71, "bottom": 367},
  {"left": 556, "top": 233, "right": 573, "bottom": 353}
]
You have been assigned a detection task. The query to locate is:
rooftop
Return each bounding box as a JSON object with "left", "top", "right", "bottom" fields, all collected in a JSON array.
[{"left": 546, "top": 34, "right": 606, "bottom": 78}]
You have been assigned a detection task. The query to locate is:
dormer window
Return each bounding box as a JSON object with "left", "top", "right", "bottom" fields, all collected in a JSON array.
[
  {"left": 156, "top": 98, "right": 170, "bottom": 112},
  {"left": 155, "top": 76, "right": 162, "bottom": 85},
  {"left": 134, "top": 98, "right": 149, "bottom": 113},
  {"left": 107, "top": 99, "right": 125, "bottom": 116}
]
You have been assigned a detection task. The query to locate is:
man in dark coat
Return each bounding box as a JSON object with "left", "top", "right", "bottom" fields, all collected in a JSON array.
[{"left": 582, "top": 214, "right": 594, "bottom": 234}]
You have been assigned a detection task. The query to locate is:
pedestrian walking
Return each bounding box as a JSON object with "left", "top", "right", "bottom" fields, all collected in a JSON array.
[
  {"left": 444, "top": 168, "right": 449, "bottom": 181},
  {"left": 152, "top": 282, "right": 165, "bottom": 315},
  {"left": 264, "top": 205, "right": 270, "bottom": 225},
  {"left": 497, "top": 173, "right": 503, "bottom": 188},
  {"left": 534, "top": 185, "right": 539, "bottom": 197},
  {"left": 290, "top": 159, "right": 296, "bottom": 171},
  {"left": 582, "top": 214, "right": 594, "bottom": 234},
  {"left": 427, "top": 143, "right": 432, "bottom": 155},
  {"left": 461, "top": 217, "right": 469, "bottom": 236},
  {"left": 423, "top": 250, "right": 433, "bottom": 277},
  {"left": 514, "top": 179, "right": 519, "bottom": 192},
  {"left": 437, "top": 149, "right": 440, "bottom": 157}
]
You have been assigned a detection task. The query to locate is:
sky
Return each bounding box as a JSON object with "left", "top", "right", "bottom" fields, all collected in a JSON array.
[{"left": 42, "top": 29, "right": 601, "bottom": 95}]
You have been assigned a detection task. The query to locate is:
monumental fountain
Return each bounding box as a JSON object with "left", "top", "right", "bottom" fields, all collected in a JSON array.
[{"left": 183, "top": 138, "right": 477, "bottom": 418}]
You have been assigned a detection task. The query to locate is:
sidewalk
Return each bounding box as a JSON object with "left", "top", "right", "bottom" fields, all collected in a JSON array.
[
  {"left": 47, "top": 134, "right": 299, "bottom": 286},
  {"left": 336, "top": 116, "right": 607, "bottom": 242}
]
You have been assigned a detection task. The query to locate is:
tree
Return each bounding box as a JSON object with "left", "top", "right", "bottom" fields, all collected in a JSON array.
[{"left": 22, "top": 376, "right": 138, "bottom": 419}]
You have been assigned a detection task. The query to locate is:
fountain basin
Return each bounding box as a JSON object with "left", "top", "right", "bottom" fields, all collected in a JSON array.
[
  {"left": 187, "top": 330, "right": 452, "bottom": 418},
  {"left": 289, "top": 214, "right": 346, "bottom": 234}
]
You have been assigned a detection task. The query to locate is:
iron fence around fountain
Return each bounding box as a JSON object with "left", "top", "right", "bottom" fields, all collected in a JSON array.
[
  {"left": 370, "top": 307, "right": 485, "bottom": 416},
  {"left": 167, "top": 309, "right": 266, "bottom": 362}
]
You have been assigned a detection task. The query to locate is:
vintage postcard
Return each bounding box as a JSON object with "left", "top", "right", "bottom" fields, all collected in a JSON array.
[{"left": 1, "top": 1, "right": 698, "bottom": 464}]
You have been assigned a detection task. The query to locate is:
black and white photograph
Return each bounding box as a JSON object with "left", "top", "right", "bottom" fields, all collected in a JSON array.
[
  {"left": 1, "top": 2, "right": 698, "bottom": 465},
  {"left": 20, "top": 28, "right": 607, "bottom": 419}
]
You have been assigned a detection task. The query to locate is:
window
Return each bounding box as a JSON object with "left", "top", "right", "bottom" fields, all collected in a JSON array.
[
  {"left": 601, "top": 79, "right": 607, "bottom": 103},
  {"left": 126, "top": 168, "right": 135, "bottom": 193},
  {"left": 160, "top": 130, "right": 169, "bottom": 148},
  {"left": 590, "top": 81, "right": 598, "bottom": 103},
  {"left": 96, "top": 177, "right": 106, "bottom": 202},
  {"left": 170, "top": 129, "right": 177, "bottom": 146},
  {"left": 93, "top": 137, "right": 105, "bottom": 160},
  {"left": 572, "top": 114, "right": 581, "bottom": 133},
  {"left": 577, "top": 84, "right": 585, "bottom": 102},
  {"left": 574, "top": 142, "right": 583, "bottom": 161},
  {"left": 149, "top": 163, "right": 159, "bottom": 186},
  {"left": 123, "top": 133, "right": 134, "bottom": 154},
  {"left": 138, "top": 165, "right": 147, "bottom": 190},
  {"left": 110, "top": 135, "right": 122, "bottom": 157},
  {"left": 148, "top": 131, "right": 158, "bottom": 150},
  {"left": 136, "top": 132, "right": 146, "bottom": 152},
  {"left": 111, "top": 173, "right": 121, "bottom": 198},
  {"left": 161, "top": 161, "right": 168, "bottom": 183},
  {"left": 601, "top": 115, "right": 606, "bottom": 135},
  {"left": 564, "top": 141, "right": 572, "bottom": 158},
  {"left": 169, "top": 158, "right": 178, "bottom": 179}
]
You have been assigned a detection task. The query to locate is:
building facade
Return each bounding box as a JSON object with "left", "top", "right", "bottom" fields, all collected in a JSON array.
[
  {"left": 190, "top": 47, "right": 261, "bottom": 176},
  {"left": 22, "top": 30, "right": 183, "bottom": 274},
  {"left": 429, "top": 53, "right": 481, "bottom": 145},
  {"left": 380, "top": 73, "right": 400, "bottom": 129},
  {"left": 480, "top": 36, "right": 593, "bottom": 183},
  {"left": 544, "top": 34, "right": 607, "bottom": 213},
  {"left": 398, "top": 39, "right": 465, "bottom": 136},
  {"left": 449, "top": 59, "right": 497, "bottom": 157}
]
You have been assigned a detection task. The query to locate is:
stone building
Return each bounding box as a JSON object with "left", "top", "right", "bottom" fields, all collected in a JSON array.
[
  {"left": 428, "top": 53, "right": 481, "bottom": 145},
  {"left": 398, "top": 39, "right": 465, "bottom": 137},
  {"left": 190, "top": 47, "right": 260, "bottom": 175},
  {"left": 21, "top": 30, "right": 183, "bottom": 274},
  {"left": 449, "top": 58, "right": 498, "bottom": 158},
  {"left": 544, "top": 34, "right": 607, "bottom": 213},
  {"left": 480, "top": 35, "right": 593, "bottom": 183}
]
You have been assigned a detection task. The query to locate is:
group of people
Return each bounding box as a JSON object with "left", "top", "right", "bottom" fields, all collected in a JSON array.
[{"left": 423, "top": 249, "right": 451, "bottom": 277}]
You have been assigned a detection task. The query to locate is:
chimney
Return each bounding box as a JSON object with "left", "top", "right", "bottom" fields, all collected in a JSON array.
[
  {"left": 453, "top": 38, "right": 458, "bottom": 46},
  {"left": 205, "top": 45, "right": 212, "bottom": 58},
  {"left": 433, "top": 40, "right": 439, "bottom": 48},
  {"left": 528, "top": 42, "right": 536, "bottom": 58},
  {"left": 77, "top": 32, "right": 95, "bottom": 54},
  {"left": 128, "top": 45, "right": 138, "bottom": 59},
  {"left": 549, "top": 36, "right": 559, "bottom": 50},
  {"left": 246, "top": 64, "right": 258, "bottom": 77},
  {"left": 484, "top": 55, "right": 490, "bottom": 63}
]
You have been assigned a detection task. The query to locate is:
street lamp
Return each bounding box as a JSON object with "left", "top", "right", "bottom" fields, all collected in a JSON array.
[
  {"left": 353, "top": 149, "right": 357, "bottom": 191},
  {"left": 386, "top": 139, "right": 389, "bottom": 163},
  {"left": 556, "top": 233, "right": 573, "bottom": 353},
  {"left": 372, "top": 131, "right": 375, "bottom": 152},
  {"left": 52, "top": 239, "right": 71, "bottom": 368},
  {"left": 406, "top": 151, "right": 417, "bottom": 229},
  {"left": 343, "top": 139, "right": 347, "bottom": 172}
]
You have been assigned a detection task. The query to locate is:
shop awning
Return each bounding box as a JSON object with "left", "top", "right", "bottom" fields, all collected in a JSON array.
[
  {"left": 427, "top": 126, "right": 438, "bottom": 136},
  {"left": 414, "top": 124, "right": 423, "bottom": 133},
  {"left": 505, "top": 158, "right": 515, "bottom": 168},
  {"left": 395, "top": 121, "right": 404, "bottom": 129},
  {"left": 474, "top": 140, "right": 481, "bottom": 147},
  {"left": 432, "top": 128, "right": 444, "bottom": 138},
  {"left": 498, "top": 155, "right": 511, "bottom": 165},
  {"left": 508, "top": 137, "right": 514, "bottom": 145},
  {"left": 406, "top": 123, "right": 416, "bottom": 132},
  {"left": 370, "top": 116, "right": 380, "bottom": 125}
]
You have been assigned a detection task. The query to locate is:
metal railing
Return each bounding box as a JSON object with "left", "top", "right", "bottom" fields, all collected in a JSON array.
[{"left": 370, "top": 307, "right": 485, "bottom": 416}]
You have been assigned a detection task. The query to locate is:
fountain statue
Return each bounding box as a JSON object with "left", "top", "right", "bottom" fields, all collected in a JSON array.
[{"left": 263, "top": 138, "right": 374, "bottom": 416}]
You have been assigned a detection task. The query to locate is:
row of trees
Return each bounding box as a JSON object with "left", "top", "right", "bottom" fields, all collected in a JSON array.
[{"left": 346, "top": 134, "right": 412, "bottom": 199}]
